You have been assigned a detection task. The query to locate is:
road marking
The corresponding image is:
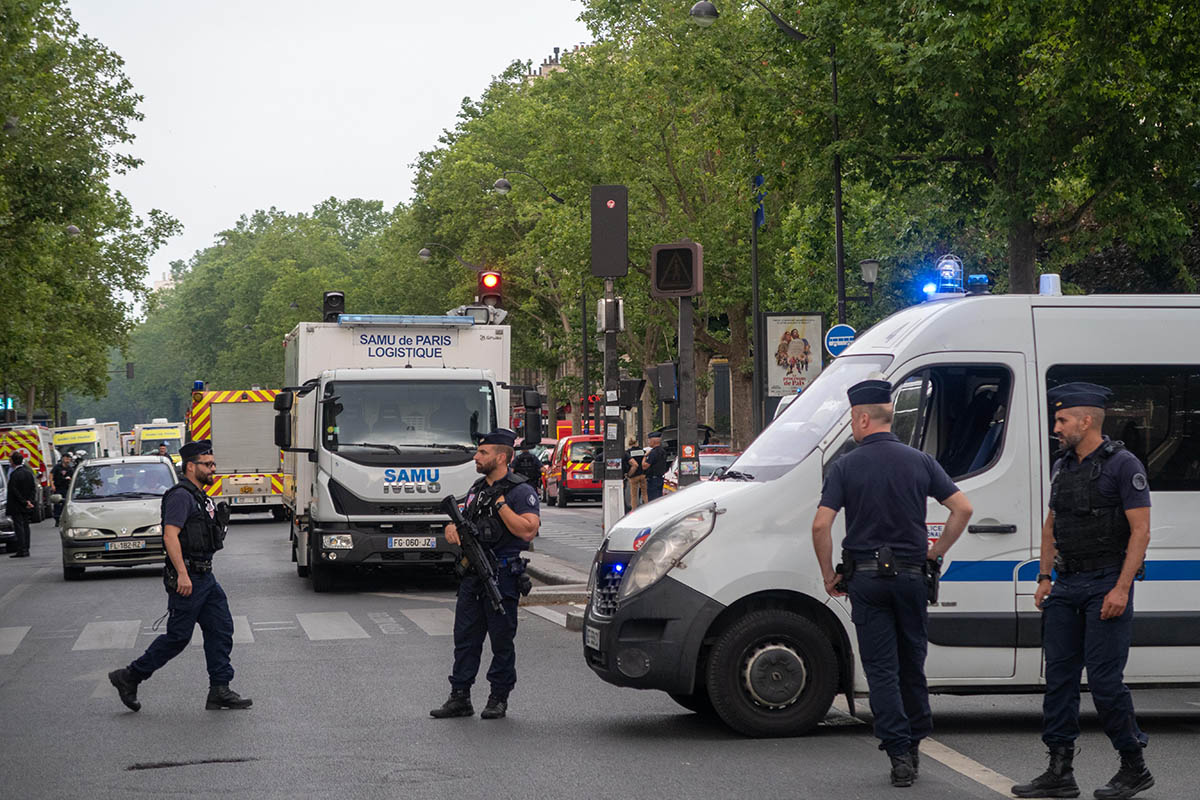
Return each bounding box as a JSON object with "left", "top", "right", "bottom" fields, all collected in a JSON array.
[
  {"left": 0, "top": 626, "right": 31, "bottom": 655},
  {"left": 0, "top": 565, "right": 54, "bottom": 614},
  {"left": 250, "top": 625, "right": 296, "bottom": 631},
  {"left": 399, "top": 608, "right": 455, "bottom": 636},
  {"left": 72, "top": 620, "right": 141, "bottom": 651},
  {"left": 920, "top": 737, "right": 1017, "bottom": 797},
  {"left": 189, "top": 615, "right": 253, "bottom": 646},
  {"left": 252, "top": 621, "right": 294, "bottom": 626},
  {"left": 523, "top": 606, "right": 567, "bottom": 628},
  {"left": 367, "top": 611, "right": 406, "bottom": 635},
  {"left": 296, "top": 612, "right": 369, "bottom": 641},
  {"left": 367, "top": 592, "right": 456, "bottom": 603}
]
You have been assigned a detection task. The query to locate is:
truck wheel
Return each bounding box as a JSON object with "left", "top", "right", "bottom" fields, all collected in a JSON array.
[
  {"left": 271, "top": 506, "right": 287, "bottom": 522},
  {"left": 668, "top": 688, "right": 716, "bottom": 717},
  {"left": 705, "top": 609, "right": 837, "bottom": 737},
  {"left": 63, "top": 565, "right": 85, "bottom": 581}
]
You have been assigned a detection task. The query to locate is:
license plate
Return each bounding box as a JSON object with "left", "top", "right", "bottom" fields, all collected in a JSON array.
[
  {"left": 105, "top": 540, "right": 146, "bottom": 551},
  {"left": 585, "top": 625, "right": 601, "bottom": 651},
  {"left": 388, "top": 537, "right": 436, "bottom": 549},
  {"left": 231, "top": 496, "right": 262, "bottom": 504},
  {"left": 239, "top": 486, "right": 254, "bottom": 494}
]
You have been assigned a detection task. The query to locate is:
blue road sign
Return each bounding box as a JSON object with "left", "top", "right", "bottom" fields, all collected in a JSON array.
[{"left": 824, "top": 324, "right": 856, "bottom": 357}]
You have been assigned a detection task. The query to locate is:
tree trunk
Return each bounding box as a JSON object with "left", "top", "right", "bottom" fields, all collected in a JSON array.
[
  {"left": 1008, "top": 216, "right": 1037, "bottom": 293},
  {"left": 726, "top": 302, "right": 754, "bottom": 450},
  {"left": 25, "top": 383, "right": 36, "bottom": 423}
]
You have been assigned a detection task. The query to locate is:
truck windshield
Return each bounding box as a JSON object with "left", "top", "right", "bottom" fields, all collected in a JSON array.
[
  {"left": 141, "top": 439, "right": 181, "bottom": 456},
  {"left": 322, "top": 380, "right": 497, "bottom": 460},
  {"left": 729, "top": 355, "right": 893, "bottom": 482}
]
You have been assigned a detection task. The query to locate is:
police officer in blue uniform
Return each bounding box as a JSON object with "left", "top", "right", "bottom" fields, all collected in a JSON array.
[
  {"left": 108, "top": 440, "right": 252, "bottom": 712},
  {"left": 812, "top": 379, "right": 974, "bottom": 787},
  {"left": 1013, "top": 383, "right": 1153, "bottom": 800},
  {"left": 431, "top": 429, "right": 540, "bottom": 720}
]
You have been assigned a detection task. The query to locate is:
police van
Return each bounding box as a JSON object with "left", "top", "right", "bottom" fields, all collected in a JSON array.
[{"left": 583, "top": 286, "right": 1200, "bottom": 736}]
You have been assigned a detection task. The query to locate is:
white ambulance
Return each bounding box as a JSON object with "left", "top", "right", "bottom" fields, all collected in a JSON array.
[{"left": 584, "top": 287, "right": 1200, "bottom": 736}]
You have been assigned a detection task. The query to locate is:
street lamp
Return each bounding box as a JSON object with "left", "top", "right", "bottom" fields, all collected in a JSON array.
[
  {"left": 417, "top": 242, "right": 484, "bottom": 273},
  {"left": 845, "top": 258, "right": 879, "bottom": 305},
  {"left": 494, "top": 171, "right": 565, "bottom": 204}
]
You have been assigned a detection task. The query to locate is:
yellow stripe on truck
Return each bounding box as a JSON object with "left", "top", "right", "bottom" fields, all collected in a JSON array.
[{"left": 54, "top": 430, "right": 98, "bottom": 445}]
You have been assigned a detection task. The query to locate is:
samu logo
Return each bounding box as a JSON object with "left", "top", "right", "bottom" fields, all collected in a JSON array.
[{"left": 382, "top": 468, "right": 441, "bottom": 495}]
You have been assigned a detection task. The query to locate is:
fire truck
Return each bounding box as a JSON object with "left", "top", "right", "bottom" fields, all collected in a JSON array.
[
  {"left": 0, "top": 424, "right": 56, "bottom": 521},
  {"left": 186, "top": 386, "right": 287, "bottom": 519}
]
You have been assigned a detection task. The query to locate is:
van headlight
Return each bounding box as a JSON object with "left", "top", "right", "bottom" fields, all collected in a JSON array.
[
  {"left": 617, "top": 505, "right": 719, "bottom": 603},
  {"left": 67, "top": 527, "right": 106, "bottom": 539}
]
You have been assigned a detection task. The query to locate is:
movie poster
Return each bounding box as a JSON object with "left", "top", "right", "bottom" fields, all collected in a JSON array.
[{"left": 764, "top": 313, "right": 824, "bottom": 397}]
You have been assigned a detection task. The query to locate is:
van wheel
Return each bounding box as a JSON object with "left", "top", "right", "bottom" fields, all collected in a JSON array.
[
  {"left": 557, "top": 485, "right": 569, "bottom": 507},
  {"left": 668, "top": 688, "right": 716, "bottom": 716},
  {"left": 705, "top": 609, "right": 837, "bottom": 737},
  {"left": 63, "top": 565, "right": 85, "bottom": 581}
]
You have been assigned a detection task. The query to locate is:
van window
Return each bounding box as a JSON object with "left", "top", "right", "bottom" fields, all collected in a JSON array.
[
  {"left": 1047, "top": 365, "right": 1200, "bottom": 491},
  {"left": 826, "top": 364, "right": 1011, "bottom": 481}
]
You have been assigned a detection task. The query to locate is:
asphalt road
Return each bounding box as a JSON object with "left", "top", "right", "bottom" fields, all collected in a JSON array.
[{"left": 2, "top": 513, "right": 1197, "bottom": 800}]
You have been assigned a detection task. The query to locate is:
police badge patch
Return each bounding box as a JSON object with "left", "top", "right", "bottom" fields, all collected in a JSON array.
[{"left": 1132, "top": 473, "right": 1148, "bottom": 491}]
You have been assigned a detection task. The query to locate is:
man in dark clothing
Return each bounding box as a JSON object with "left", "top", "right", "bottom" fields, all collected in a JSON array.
[
  {"left": 5, "top": 452, "right": 36, "bottom": 557},
  {"left": 640, "top": 432, "right": 668, "bottom": 501},
  {"left": 625, "top": 437, "right": 647, "bottom": 510},
  {"left": 50, "top": 453, "right": 74, "bottom": 525}
]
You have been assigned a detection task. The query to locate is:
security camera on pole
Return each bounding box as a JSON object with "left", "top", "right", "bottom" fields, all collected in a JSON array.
[{"left": 590, "top": 185, "right": 629, "bottom": 533}]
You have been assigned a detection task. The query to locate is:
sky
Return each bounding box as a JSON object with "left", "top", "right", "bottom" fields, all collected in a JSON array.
[{"left": 67, "top": 0, "right": 593, "bottom": 287}]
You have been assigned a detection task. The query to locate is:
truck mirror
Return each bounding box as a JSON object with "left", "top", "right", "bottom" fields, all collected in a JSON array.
[
  {"left": 523, "top": 407, "right": 541, "bottom": 447},
  {"left": 274, "top": 412, "right": 292, "bottom": 450},
  {"left": 522, "top": 389, "right": 542, "bottom": 409},
  {"left": 274, "top": 392, "right": 293, "bottom": 412}
]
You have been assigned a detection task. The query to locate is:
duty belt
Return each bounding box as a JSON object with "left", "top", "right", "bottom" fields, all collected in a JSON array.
[
  {"left": 185, "top": 559, "right": 213, "bottom": 574},
  {"left": 1054, "top": 553, "right": 1123, "bottom": 574},
  {"left": 854, "top": 560, "right": 925, "bottom": 575}
]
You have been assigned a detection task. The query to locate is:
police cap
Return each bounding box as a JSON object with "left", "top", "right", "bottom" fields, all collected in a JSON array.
[
  {"left": 179, "top": 440, "right": 213, "bottom": 462},
  {"left": 480, "top": 429, "right": 517, "bottom": 447},
  {"left": 1048, "top": 382, "right": 1112, "bottom": 411},
  {"left": 847, "top": 379, "right": 892, "bottom": 406}
]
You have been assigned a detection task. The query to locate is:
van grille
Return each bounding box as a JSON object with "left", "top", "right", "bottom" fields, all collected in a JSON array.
[{"left": 591, "top": 563, "right": 626, "bottom": 617}]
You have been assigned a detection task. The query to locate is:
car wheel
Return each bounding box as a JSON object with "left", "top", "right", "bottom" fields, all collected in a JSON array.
[
  {"left": 63, "top": 565, "right": 85, "bottom": 581},
  {"left": 705, "top": 609, "right": 837, "bottom": 737}
]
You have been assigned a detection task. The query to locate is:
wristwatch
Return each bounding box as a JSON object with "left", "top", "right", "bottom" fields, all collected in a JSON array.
[
  {"left": 494, "top": 500, "right": 507, "bottom": 513},
  {"left": 1036, "top": 573, "right": 1053, "bottom": 583}
]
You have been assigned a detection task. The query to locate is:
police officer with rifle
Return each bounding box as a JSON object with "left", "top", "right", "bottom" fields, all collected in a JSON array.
[
  {"left": 431, "top": 429, "right": 539, "bottom": 721},
  {"left": 108, "top": 440, "right": 252, "bottom": 712}
]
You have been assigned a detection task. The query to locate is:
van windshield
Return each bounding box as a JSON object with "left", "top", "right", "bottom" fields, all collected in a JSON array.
[{"left": 730, "top": 355, "right": 893, "bottom": 481}]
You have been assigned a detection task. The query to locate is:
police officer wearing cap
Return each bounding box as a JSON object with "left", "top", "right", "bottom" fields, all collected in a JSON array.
[
  {"left": 431, "top": 429, "right": 540, "bottom": 721},
  {"left": 1012, "top": 384, "right": 1153, "bottom": 800},
  {"left": 108, "top": 440, "right": 252, "bottom": 712},
  {"left": 812, "top": 379, "right": 973, "bottom": 787}
]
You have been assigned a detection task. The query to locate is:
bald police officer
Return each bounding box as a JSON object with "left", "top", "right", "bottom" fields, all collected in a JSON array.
[
  {"left": 431, "top": 429, "right": 540, "bottom": 720},
  {"left": 108, "top": 440, "right": 252, "bottom": 712},
  {"left": 1012, "top": 383, "right": 1153, "bottom": 800},
  {"left": 812, "top": 379, "right": 973, "bottom": 787}
]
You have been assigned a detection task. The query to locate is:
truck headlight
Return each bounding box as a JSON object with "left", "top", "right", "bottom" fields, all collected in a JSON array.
[
  {"left": 617, "top": 505, "right": 718, "bottom": 603},
  {"left": 67, "top": 527, "right": 106, "bottom": 539},
  {"left": 322, "top": 534, "right": 353, "bottom": 549}
]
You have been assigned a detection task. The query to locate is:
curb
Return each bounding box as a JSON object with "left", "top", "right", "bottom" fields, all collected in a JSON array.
[
  {"left": 519, "top": 584, "right": 588, "bottom": 606},
  {"left": 524, "top": 551, "right": 591, "bottom": 587}
]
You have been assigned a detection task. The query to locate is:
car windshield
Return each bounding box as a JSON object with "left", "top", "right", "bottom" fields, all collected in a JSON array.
[
  {"left": 141, "top": 439, "right": 181, "bottom": 455},
  {"left": 71, "top": 463, "right": 176, "bottom": 500},
  {"left": 568, "top": 442, "right": 602, "bottom": 462},
  {"left": 699, "top": 454, "right": 738, "bottom": 476},
  {"left": 730, "top": 354, "right": 894, "bottom": 481}
]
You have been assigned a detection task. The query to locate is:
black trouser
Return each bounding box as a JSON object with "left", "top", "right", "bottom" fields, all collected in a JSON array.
[
  {"left": 449, "top": 568, "right": 522, "bottom": 698},
  {"left": 10, "top": 512, "right": 31, "bottom": 553}
]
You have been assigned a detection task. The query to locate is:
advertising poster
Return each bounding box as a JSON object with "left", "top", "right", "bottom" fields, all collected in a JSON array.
[{"left": 765, "top": 313, "right": 824, "bottom": 398}]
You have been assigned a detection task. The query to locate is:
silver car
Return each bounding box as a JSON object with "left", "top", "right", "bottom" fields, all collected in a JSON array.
[{"left": 55, "top": 455, "right": 176, "bottom": 581}]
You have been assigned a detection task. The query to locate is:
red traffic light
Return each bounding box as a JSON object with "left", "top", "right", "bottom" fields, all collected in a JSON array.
[
  {"left": 477, "top": 270, "right": 502, "bottom": 306},
  {"left": 481, "top": 272, "right": 500, "bottom": 289}
]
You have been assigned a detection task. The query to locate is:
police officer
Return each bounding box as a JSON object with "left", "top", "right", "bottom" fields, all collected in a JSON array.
[
  {"left": 1012, "top": 383, "right": 1153, "bottom": 800},
  {"left": 811, "top": 379, "right": 973, "bottom": 787},
  {"left": 640, "top": 431, "right": 668, "bottom": 501},
  {"left": 431, "top": 429, "right": 540, "bottom": 721},
  {"left": 50, "top": 453, "right": 75, "bottom": 525},
  {"left": 108, "top": 440, "right": 252, "bottom": 712}
]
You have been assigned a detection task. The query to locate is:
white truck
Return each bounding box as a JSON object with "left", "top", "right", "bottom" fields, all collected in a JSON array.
[
  {"left": 187, "top": 387, "right": 287, "bottom": 518},
  {"left": 274, "top": 314, "right": 528, "bottom": 592},
  {"left": 132, "top": 418, "right": 186, "bottom": 464},
  {"left": 52, "top": 419, "right": 121, "bottom": 461}
]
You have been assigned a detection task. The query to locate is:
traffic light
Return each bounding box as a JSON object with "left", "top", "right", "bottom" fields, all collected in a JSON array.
[
  {"left": 650, "top": 241, "right": 703, "bottom": 298},
  {"left": 591, "top": 185, "right": 628, "bottom": 278},
  {"left": 478, "top": 271, "right": 502, "bottom": 306},
  {"left": 323, "top": 291, "right": 345, "bottom": 322}
]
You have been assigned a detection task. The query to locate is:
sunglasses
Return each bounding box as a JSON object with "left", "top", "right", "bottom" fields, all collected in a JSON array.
[{"left": 195, "top": 460, "right": 217, "bottom": 467}]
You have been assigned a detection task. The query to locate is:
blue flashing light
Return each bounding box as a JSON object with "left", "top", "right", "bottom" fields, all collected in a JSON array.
[
  {"left": 336, "top": 314, "right": 473, "bottom": 327},
  {"left": 934, "top": 254, "right": 964, "bottom": 293},
  {"left": 192, "top": 380, "right": 205, "bottom": 391},
  {"left": 612, "top": 563, "right": 624, "bottom": 573},
  {"left": 966, "top": 274, "right": 990, "bottom": 294},
  {"left": 922, "top": 282, "right": 937, "bottom": 295}
]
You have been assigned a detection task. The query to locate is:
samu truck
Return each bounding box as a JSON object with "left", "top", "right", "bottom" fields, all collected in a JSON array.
[{"left": 273, "top": 314, "right": 537, "bottom": 592}]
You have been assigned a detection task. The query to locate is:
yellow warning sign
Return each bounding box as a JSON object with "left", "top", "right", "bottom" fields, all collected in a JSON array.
[{"left": 54, "top": 429, "right": 98, "bottom": 445}]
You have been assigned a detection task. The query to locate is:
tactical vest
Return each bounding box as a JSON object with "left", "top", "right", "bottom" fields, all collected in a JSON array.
[
  {"left": 1049, "top": 440, "right": 1131, "bottom": 560},
  {"left": 465, "top": 471, "right": 530, "bottom": 554},
  {"left": 162, "top": 480, "right": 226, "bottom": 559}
]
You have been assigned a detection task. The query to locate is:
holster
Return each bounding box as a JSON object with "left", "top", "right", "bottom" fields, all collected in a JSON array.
[
  {"left": 924, "top": 559, "right": 942, "bottom": 605},
  {"left": 834, "top": 551, "right": 855, "bottom": 592},
  {"left": 877, "top": 545, "right": 897, "bottom": 577}
]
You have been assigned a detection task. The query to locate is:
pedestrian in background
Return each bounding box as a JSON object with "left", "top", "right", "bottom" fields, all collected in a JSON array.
[
  {"left": 1012, "top": 383, "right": 1153, "bottom": 800},
  {"left": 50, "top": 453, "right": 74, "bottom": 525},
  {"left": 5, "top": 452, "right": 36, "bottom": 558},
  {"left": 641, "top": 431, "right": 667, "bottom": 501},
  {"left": 625, "top": 436, "right": 647, "bottom": 509},
  {"left": 812, "top": 379, "right": 973, "bottom": 787}
]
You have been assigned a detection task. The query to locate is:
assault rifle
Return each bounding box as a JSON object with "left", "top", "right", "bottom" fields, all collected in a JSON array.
[{"left": 441, "top": 495, "right": 504, "bottom": 612}]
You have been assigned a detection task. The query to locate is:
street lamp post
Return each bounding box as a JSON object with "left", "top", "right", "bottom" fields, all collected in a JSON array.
[{"left": 417, "top": 242, "right": 484, "bottom": 273}]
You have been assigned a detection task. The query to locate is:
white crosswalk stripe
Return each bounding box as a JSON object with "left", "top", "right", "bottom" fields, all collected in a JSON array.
[
  {"left": 0, "top": 626, "right": 31, "bottom": 655},
  {"left": 72, "top": 620, "right": 141, "bottom": 651},
  {"left": 399, "top": 608, "right": 455, "bottom": 636},
  {"left": 296, "top": 612, "right": 369, "bottom": 641}
]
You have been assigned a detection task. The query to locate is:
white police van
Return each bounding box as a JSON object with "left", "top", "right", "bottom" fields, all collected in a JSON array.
[{"left": 584, "top": 286, "right": 1200, "bottom": 736}]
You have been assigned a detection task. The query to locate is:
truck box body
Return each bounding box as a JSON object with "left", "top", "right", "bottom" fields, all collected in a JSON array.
[
  {"left": 132, "top": 421, "right": 186, "bottom": 463},
  {"left": 52, "top": 421, "right": 120, "bottom": 461},
  {"left": 0, "top": 424, "right": 57, "bottom": 520},
  {"left": 279, "top": 317, "right": 510, "bottom": 589},
  {"left": 188, "top": 389, "right": 285, "bottom": 514}
]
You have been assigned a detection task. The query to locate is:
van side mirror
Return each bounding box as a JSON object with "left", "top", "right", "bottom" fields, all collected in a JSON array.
[{"left": 274, "top": 392, "right": 293, "bottom": 412}]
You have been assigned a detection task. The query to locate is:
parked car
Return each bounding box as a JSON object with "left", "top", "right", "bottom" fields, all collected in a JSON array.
[
  {"left": 55, "top": 455, "right": 175, "bottom": 581},
  {"left": 663, "top": 451, "right": 742, "bottom": 493},
  {"left": 528, "top": 439, "right": 558, "bottom": 502},
  {"left": 545, "top": 434, "right": 603, "bottom": 507},
  {"left": 0, "top": 466, "right": 15, "bottom": 552}
]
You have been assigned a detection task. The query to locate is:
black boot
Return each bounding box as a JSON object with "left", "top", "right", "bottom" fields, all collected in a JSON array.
[
  {"left": 889, "top": 753, "right": 915, "bottom": 788},
  {"left": 910, "top": 742, "right": 920, "bottom": 780},
  {"left": 1093, "top": 749, "right": 1154, "bottom": 800},
  {"left": 1012, "top": 746, "right": 1080, "bottom": 798},
  {"left": 480, "top": 695, "right": 508, "bottom": 720},
  {"left": 206, "top": 684, "right": 253, "bottom": 709},
  {"left": 430, "top": 689, "right": 473, "bottom": 718},
  {"left": 108, "top": 668, "right": 142, "bottom": 712}
]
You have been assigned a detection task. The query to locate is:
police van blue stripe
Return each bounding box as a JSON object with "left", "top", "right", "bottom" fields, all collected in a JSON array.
[{"left": 940, "top": 560, "right": 1200, "bottom": 582}]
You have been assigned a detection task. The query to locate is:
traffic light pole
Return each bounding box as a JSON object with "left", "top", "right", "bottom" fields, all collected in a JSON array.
[
  {"left": 601, "top": 279, "right": 625, "bottom": 533},
  {"left": 677, "top": 297, "right": 700, "bottom": 488}
]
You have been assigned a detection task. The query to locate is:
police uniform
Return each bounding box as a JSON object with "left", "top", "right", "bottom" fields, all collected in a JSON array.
[
  {"left": 1014, "top": 383, "right": 1153, "bottom": 799},
  {"left": 108, "top": 440, "right": 251, "bottom": 712},
  {"left": 818, "top": 380, "right": 960, "bottom": 778},
  {"left": 434, "top": 429, "right": 539, "bottom": 720}
]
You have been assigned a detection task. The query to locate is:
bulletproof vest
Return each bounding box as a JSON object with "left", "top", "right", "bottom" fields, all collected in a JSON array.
[
  {"left": 162, "top": 480, "right": 227, "bottom": 559},
  {"left": 510, "top": 451, "right": 542, "bottom": 487},
  {"left": 1049, "top": 440, "right": 1131, "bottom": 560},
  {"left": 464, "top": 471, "right": 530, "bottom": 553}
]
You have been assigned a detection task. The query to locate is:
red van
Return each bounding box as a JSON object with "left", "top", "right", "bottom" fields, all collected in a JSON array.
[{"left": 545, "top": 434, "right": 602, "bottom": 507}]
